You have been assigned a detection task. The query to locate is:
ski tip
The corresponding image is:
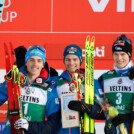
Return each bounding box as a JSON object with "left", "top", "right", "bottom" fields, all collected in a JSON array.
[
  {"left": 91, "top": 36, "right": 95, "bottom": 43},
  {"left": 86, "top": 35, "right": 90, "bottom": 41}
]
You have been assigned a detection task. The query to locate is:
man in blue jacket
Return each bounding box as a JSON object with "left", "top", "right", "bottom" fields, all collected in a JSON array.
[
  {"left": 0, "top": 45, "right": 60, "bottom": 134},
  {"left": 51, "top": 44, "right": 105, "bottom": 134},
  {"left": 98, "top": 35, "right": 134, "bottom": 134}
]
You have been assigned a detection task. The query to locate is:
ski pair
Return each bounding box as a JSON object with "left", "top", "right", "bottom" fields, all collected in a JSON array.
[
  {"left": 4, "top": 43, "right": 24, "bottom": 134},
  {"left": 84, "top": 35, "right": 95, "bottom": 134}
]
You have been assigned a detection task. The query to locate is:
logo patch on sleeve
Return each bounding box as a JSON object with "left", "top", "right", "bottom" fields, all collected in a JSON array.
[{"left": 48, "top": 88, "right": 52, "bottom": 92}]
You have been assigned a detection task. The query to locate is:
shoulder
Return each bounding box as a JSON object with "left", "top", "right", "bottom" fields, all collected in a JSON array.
[{"left": 98, "top": 70, "right": 116, "bottom": 80}]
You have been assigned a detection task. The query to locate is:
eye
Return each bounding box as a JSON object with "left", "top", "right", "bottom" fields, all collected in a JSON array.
[
  {"left": 29, "top": 58, "right": 34, "bottom": 62},
  {"left": 74, "top": 58, "right": 77, "bottom": 61},
  {"left": 38, "top": 59, "right": 43, "bottom": 63},
  {"left": 65, "top": 59, "right": 70, "bottom": 62}
]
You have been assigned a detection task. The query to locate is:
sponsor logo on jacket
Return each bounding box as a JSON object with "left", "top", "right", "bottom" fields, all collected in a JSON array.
[
  {"left": 21, "top": 95, "right": 39, "bottom": 103},
  {"left": 110, "top": 86, "right": 132, "bottom": 91}
]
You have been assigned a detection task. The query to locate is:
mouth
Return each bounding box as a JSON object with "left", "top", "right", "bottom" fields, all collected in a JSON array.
[{"left": 31, "top": 67, "right": 38, "bottom": 71}]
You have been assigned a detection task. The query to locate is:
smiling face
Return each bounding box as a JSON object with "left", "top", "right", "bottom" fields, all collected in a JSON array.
[
  {"left": 64, "top": 55, "right": 80, "bottom": 74},
  {"left": 113, "top": 51, "right": 130, "bottom": 69},
  {"left": 26, "top": 56, "right": 44, "bottom": 78}
]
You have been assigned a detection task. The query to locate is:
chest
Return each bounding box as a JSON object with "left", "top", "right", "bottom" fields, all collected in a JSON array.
[{"left": 21, "top": 86, "right": 47, "bottom": 105}]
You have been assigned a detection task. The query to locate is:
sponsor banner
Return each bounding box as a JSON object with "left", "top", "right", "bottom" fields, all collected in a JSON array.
[
  {"left": 0, "top": 103, "right": 7, "bottom": 121},
  {"left": 0, "top": 0, "right": 134, "bottom": 32},
  {"left": 0, "top": 0, "right": 51, "bottom": 31},
  {"left": 0, "top": 33, "right": 133, "bottom": 70}
]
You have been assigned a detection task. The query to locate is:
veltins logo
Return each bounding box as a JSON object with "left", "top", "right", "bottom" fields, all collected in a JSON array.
[{"left": 1, "top": 0, "right": 17, "bottom": 23}]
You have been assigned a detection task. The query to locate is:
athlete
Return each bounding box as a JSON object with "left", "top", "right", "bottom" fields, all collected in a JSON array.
[
  {"left": 51, "top": 44, "right": 105, "bottom": 134},
  {"left": 98, "top": 35, "right": 134, "bottom": 134},
  {"left": 0, "top": 45, "right": 60, "bottom": 134}
]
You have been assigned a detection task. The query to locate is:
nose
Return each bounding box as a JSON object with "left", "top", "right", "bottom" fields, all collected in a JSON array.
[
  {"left": 117, "top": 55, "right": 122, "bottom": 60},
  {"left": 33, "top": 60, "right": 38, "bottom": 66},
  {"left": 69, "top": 60, "right": 74, "bottom": 65}
]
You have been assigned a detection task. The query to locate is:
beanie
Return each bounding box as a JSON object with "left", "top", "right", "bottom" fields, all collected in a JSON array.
[
  {"left": 25, "top": 45, "right": 46, "bottom": 65},
  {"left": 63, "top": 44, "right": 83, "bottom": 65},
  {"left": 112, "top": 35, "right": 132, "bottom": 58}
]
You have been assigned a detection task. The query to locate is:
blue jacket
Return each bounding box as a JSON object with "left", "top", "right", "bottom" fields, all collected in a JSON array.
[
  {"left": 0, "top": 65, "right": 60, "bottom": 134},
  {"left": 51, "top": 69, "right": 105, "bottom": 134},
  {"left": 98, "top": 65, "right": 133, "bottom": 134}
]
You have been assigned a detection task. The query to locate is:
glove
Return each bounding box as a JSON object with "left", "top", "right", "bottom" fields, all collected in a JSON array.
[
  {"left": 14, "top": 46, "right": 27, "bottom": 69},
  {"left": 50, "top": 67, "right": 58, "bottom": 77},
  {"left": 68, "top": 100, "right": 92, "bottom": 114},
  {"left": 128, "top": 67, "right": 134, "bottom": 80},
  {"left": 111, "top": 113, "right": 131, "bottom": 127},
  {"left": 14, "top": 46, "right": 27, "bottom": 59},
  {"left": 14, "top": 118, "right": 29, "bottom": 131}
]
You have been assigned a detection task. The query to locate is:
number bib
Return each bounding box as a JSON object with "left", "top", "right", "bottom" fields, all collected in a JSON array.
[{"left": 104, "top": 71, "right": 134, "bottom": 113}]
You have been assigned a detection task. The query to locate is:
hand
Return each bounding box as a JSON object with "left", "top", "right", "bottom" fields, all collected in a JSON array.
[
  {"left": 128, "top": 67, "right": 134, "bottom": 80},
  {"left": 14, "top": 118, "right": 29, "bottom": 131},
  {"left": 68, "top": 100, "right": 92, "bottom": 114},
  {"left": 112, "top": 113, "right": 131, "bottom": 127}
]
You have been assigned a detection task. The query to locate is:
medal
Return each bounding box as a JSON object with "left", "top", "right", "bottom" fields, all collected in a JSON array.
[{"left": 26, "top": 87, "right": 31, "bottom": 94}]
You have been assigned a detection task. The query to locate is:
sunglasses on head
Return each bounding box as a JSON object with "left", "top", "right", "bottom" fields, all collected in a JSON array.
[
  {"left": 115, "top": 35, "right": 131, "bottom": 45},
  {"left": 29, "top": 45, "right": 46, "bottom": 53}
]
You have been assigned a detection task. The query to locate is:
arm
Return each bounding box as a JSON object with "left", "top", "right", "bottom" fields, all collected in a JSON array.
[
  {"left": 68, "top": 80, "right": 105, "bottom": 120},
  {"left": 88, "top": 79, "right": 105, "bottom": 120},
  {"left": 0, "top": 81, "right": 8, "bottom": 105},
  {"left": 27, "top": 110, "right": 61, "bottom": 134}
]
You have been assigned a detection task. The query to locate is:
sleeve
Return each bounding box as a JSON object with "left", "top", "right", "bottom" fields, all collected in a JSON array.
[
  {"left": 26, "top": 86, "right": 61, "bottom": 134},
  {"left": 0, "top": 81, "right": 8, "bottom": 105},
  {"left": 88, "top": 79, "right": 105, "bottom": 120},
  {"left": 98, "top": 74, "right": 104, "bottom": 90},
  {"left": 27, "top": 110, "right": 61, "bottom": 134}
]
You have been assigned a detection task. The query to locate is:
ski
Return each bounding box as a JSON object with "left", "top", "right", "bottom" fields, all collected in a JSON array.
[
  {"left": 89, "top": 36, "right": 95, "bottom": 134},
  {"left": 74, "top": 72, "right": 83, "bottom": 133},
  {"left": 0, "top": 0, "right": 5, "bottom": 23},
  {"left": 4, "top": 43, "right": 23, "bottom": 134},
  {"left": 84, "top": 35, "right": 90, "bottom": 133}
]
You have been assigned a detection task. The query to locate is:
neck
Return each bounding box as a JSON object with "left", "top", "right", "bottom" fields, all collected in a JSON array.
[{"left": 27, "top": 74, "right": 38, "bottom": 84}]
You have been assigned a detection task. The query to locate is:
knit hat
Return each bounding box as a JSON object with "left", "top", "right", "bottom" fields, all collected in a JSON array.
[
  {"left": 25, "top": 45, "right": 46, "bottom": 65},
  {"left": 63, "top": 44, "right": 83, "bottom": 65},
  {"left": 112, "top": 35, "right": 132, "bottom": 58}
]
